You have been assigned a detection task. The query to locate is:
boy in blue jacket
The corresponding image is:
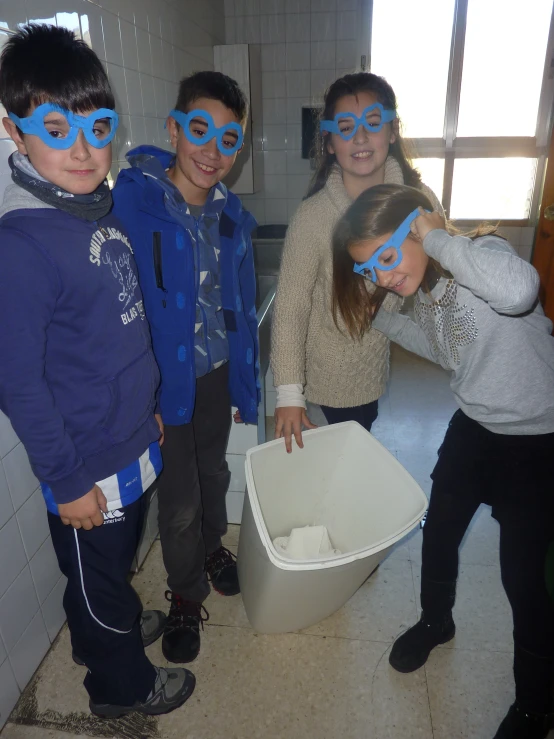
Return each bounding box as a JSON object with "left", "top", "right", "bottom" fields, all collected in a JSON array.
[
  {"left": 0, "top": 25, "right": 195, "bottom": 717},
  {"left": 112, "top": 71, "right": 259, "bottom": 663}
]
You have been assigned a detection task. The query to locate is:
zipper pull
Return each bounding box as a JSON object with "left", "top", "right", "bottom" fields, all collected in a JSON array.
[{"left": 152, "top": 231, "right": 168, "bottom": 307}]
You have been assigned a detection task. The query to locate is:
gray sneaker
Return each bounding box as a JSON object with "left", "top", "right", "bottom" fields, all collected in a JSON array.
[
  {"left": 73, "top": 610, "right": 166, "bottom": 666},
  {"left": 140, "top": 609, "right": 166, "bottom": 647},
  {"left": 89, "top": 665, "right": 196, "bottom": 718}
]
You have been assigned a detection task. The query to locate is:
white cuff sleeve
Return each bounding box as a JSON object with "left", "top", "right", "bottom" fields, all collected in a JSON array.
[{"left": 275, "top": 384, "right": 306, "bottom": 409}]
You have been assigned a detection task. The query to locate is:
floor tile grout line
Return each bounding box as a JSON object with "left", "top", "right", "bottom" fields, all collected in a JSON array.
[
  {"left": 410, "top": 552, "right": 435, "bottom": 738},
  {"left": 205, "top": 620, "right": 395, "bottom": 646},
  {"left": 424, "top": 662, "right": 437, "bottom": 739},
  {"left": 435, "top": 644, "right": 514, "bottom": 655},
  {"left": 369, "top": 640, "right": 394, "bottom": 737},
  {"left": 203, "top": 619, "right": 515, "bottom": 655}
]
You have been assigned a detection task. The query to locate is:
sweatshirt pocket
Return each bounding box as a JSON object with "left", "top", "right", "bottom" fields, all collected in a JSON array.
[{"left": 103, "top": 350, "right": 158, "bottom": 446}]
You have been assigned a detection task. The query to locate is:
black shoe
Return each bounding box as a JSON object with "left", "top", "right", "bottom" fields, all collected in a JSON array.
[
  {"left": 162, "top": 591, "right": 209, "bottom": 664},
  {"left": 389, "top": 614, "right": 456, "bottom": 673},
  {"left": 206, "top": 546, "right": 240, "bottom": 596},
  {"left": 493, "top": 702, "right": 554, "bottom": 739},
  {"left": 89, "top": 665, "right": 195, "bottom": 718},
  {"left": 73, "top": 609, "right": 166, "bottom": 666}
]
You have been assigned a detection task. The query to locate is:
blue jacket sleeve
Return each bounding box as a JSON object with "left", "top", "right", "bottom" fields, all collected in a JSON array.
[
  {"left": 0, "top": 228, "right": 95, "bottom": 503},
  {"left": 238, "top": 224, "right": 261, "bottom": 407}
]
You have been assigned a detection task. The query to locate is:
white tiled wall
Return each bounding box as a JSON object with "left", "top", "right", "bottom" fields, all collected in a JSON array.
[
  {"left": 0, "top": 412, "right": 58, "bottom": 731},
  {"left": 226, "top": 409, "right": 258, "bottom": 524},
  {"left": 0, "top": 0, "right": 225, "bottom": 728},
  {"left": 225, "top": 0, "right": 363, "bottom": 225}
]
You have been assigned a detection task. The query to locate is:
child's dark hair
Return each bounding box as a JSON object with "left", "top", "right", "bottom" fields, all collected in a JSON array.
[
  {"left": 0, "top": 24, "right": 114, "bottom": 117},
  {"left": 174, "top": 71, "right": 248, "bottom": 125},
  {"left": 306, "top": 72, "right": 421, "bottom": 199}
]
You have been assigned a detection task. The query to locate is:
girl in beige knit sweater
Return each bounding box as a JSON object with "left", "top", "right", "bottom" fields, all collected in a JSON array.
[{"left": 270, "top": 72, "right": 443, "bottom": 452}]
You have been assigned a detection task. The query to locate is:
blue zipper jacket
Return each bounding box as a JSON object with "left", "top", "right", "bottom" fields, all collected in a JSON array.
[
  {"left": 112, "top": 146, "right": 260, "bottom": 425},
  {"left": 0, "top": 185, "right": 160, "bottom": 505},
  {"left": 125, "top": 149, "right": 230, "bottom": 378}
]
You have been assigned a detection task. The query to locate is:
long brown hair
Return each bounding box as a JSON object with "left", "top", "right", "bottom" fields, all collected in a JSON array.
[
  {"left": 333, "top": 185, "right": 445, "bottom": 340},
  {"left": 305, "top": 72, "right": 421, "bottom": 200}
]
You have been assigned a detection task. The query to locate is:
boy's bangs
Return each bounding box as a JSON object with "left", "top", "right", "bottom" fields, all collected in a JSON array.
[
  {"left": 30, "top": 83, "right": 115, "bottom": 116},
  {"left": 25, "top": 59, "right": 114, "bottom": 115}
]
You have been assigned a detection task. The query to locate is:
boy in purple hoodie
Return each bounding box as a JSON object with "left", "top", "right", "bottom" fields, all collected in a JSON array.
[{"left": 0, "top": 24, "right": 194, "bottom": 718}]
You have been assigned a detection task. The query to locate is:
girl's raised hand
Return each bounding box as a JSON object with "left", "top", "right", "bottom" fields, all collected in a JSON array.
[{"left": 411, "top": 208, "right": 446, "bottom": 242}]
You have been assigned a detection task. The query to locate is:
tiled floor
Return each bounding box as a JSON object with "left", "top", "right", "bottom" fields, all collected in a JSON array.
[{"left": 2, "top": 346, "right": 553, "bottom": 739}]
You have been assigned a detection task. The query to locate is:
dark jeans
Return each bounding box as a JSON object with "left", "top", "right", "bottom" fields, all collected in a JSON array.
[
  {"left": 49, "top": 496, "right": 156, "bottom": 706},
  {"left": 158, "top": 363, "right": 232, "bottom": 603},
  {"left": 422, "top": 410, "right": 554, "bottom": 712},
  {"left": 319, "top": 399, "right": 379, "bottom": 433}
]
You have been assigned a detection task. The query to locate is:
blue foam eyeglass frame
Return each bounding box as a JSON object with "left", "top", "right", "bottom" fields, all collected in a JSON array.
[
  {"left": 8, "top": 103, "right": 119, "bottom": 150},
  {"left": 353, "top": 208, "right": 427, "bottom": 283},
  {"left": 168, "top": 109, "right": 244, "bottom": 155},
  {"left": 320, "top": 103, "right": 396, "bottom": 140}
]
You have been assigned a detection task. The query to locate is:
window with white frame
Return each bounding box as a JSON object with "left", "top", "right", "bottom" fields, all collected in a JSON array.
[{"left": 363, "top": 0, "right": 554, "bottom": 223}]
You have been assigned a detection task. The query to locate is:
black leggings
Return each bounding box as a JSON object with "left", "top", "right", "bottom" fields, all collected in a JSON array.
[
  {"left": 422, "top": 410, "right": 554, "bottom": 711},
  {"left": 319, "top": 399, "right": 378, "bottom": 433}
]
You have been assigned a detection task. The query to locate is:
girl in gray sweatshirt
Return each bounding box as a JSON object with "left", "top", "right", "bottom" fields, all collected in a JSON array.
[{"left": 332, "top": 183, "right": 554, "bottom": 739}]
